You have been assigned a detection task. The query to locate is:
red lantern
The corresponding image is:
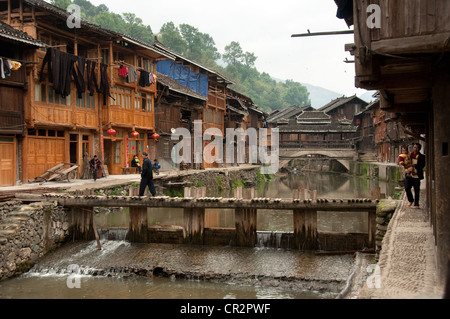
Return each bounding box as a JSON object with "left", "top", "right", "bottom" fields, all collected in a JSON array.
[
  {"left": 151, "top": 132, "right": 160, "bottom": 142},
  {"left": 131, "top": 131, "right": 139, "bottom": 138},
  {"left": 107, "top": 128, "right": 116, "bottom": 136}
]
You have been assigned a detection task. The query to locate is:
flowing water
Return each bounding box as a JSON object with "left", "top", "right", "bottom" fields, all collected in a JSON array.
[{"left": 0, "top": 172, "right": 397, "bottom": 299}]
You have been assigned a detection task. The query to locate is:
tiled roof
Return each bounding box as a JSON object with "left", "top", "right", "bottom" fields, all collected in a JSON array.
[
  {"left": 318, "top": 95, "right": 368, "bottom": 113},
  {"left": 0, "top": 21, "right": 46, "bottom": 47},
  {"left": 22, "top": 0, "right": 174, "bottom": 60},
  {"left": 279, "top": 118, "right": 357, "bottom": 133}
]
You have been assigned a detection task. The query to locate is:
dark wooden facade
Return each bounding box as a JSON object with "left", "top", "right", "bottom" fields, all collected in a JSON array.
[
  {"left": 0, "top": 21, "right": 44, "bottom": 186},
  {"left": 153, "top": 41, "right": 233, "bottom": 169},
  {"left": 0, "top": 0, "right": 173, "bottom": 181},
  {"left": 336, "top": 0, "right": 450, "bottom": 283}
]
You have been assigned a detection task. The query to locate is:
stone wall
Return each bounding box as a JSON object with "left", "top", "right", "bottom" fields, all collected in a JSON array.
[
  {"left": 0, "top": 201, "right": 71, "bottom": 281},
  {"left": 374, "top": 199, "right": 398, "bottom": 261}
]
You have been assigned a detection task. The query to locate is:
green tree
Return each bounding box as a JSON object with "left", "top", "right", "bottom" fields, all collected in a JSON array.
[
  {"left": 158, "top": 22, "right": 187, "bottom": 54},
  {"left": 223, "top": 41, "right": 243, "bottom": 65},
  {"left": 282, "top": 80, "right": 310, "bottom": 107}
]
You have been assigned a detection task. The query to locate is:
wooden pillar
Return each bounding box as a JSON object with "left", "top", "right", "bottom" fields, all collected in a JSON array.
[
  {"left": 234, "top": 187, "right": 257, "bottom": 247},
  {"left": 292, "top": 187, "right": 318, "bottom": 250},
  {"left": 72, "top": 207, "right": 95, "bottom": 240},
  {"left": 183, "top": 208, "right": 205, "bottom": 244},
  {"left": 368, "top": 207, "right": 376, "bottom": 249},
  {"left": 127, "top": 206, "right": 148, "bottom": 242},
  {"left": 293, "top": 209, "right": 318, "bottom": 250},
  {"left": 183, "top": 186, "right": 206, "bottom": 244}
]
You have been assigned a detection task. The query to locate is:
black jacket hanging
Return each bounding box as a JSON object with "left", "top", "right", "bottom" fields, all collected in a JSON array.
[
  {"left": 73, "top": 56, "right": 86, "bottom": 98},
  {"left": 139, "top": 70, "right": 151, "bottom": 87},
  {"left": 86, "top": 60, "right": 99, "bottom": 96},
  {"left": 99, "top": 63, "right": 112, "bottom": 105}
]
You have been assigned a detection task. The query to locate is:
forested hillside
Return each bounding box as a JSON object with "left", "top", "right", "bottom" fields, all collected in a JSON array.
[{"left": 51, "top": 0, "right": 311, "bottom": 112}]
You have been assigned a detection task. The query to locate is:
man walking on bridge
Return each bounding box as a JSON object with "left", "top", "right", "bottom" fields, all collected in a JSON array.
[{"left": 139, "top": 152, "right": 156, "bottom": 197}]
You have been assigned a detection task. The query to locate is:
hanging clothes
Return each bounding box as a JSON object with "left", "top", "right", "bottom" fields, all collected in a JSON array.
[
  {"left": 118, "top": 65, "right": 128, "bottom": 77},
  {"left": 149, "top": 73, "right": 157, "bottom": 85},
  {"left": 99, "top": 63, "right": 112, "bottom": 105},
  {"left": 73, "top": 56, "right": 86, "bottom": 98},
  {"left": 39, "top": 48, "right": 76, "bottom": 97},
  {"left": 0, "top": 58, "right": 5, "bottom": 79},
  {"left": 86, "top": 60, "right": 99, "bottom": 96},
  {"left": 139, "top": 70, "right": 150, "bottom": 87},
  {"left": 9, "top": 60, "right": 21, "bottom": 71},
  {"left": 126, "top": 65, "right": 137, "bottom": 83}
]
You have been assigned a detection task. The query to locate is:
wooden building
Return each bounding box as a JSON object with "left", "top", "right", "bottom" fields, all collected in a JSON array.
[
  {"left": 335, "top": 0, "right": 450, "bottom": 283},
  {"left": 0, "top": 21, "right": 45, "bottom": 186},
  {"left": 318, "top": 94, "right": 368, "bottom": 121},
  {"left": 153, "top": 41, "right": 234, "bottom": 169},
  {"left": 0, "top": 0, "right": 173, "bottom": 180},
  {"left": 225, "top": 87, "right": 270, "bottom": 166},
  {"left": 275, "top": 110, "right": 358, "bottom": 148}
]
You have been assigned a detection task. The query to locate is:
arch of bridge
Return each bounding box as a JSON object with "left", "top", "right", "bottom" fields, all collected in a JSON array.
[{"left": 279, "top": 149, "right": 356, "bottom": 170}]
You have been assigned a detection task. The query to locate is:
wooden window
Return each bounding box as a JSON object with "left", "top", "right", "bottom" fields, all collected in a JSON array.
[
  {"left": 34, "top": 83, "right": 70, "bottom": 106},
  {"left": 76, "top": 92, "right": 96, "bottom": 109},
  {"left": 135, "top": 92, "right": 153, "bottom": 112},
  {"left": 138, "top": 56, "right": 154, "bottom": 73},
  {"left": 110, "top": 86, "right": 132, "bottom": 109}
]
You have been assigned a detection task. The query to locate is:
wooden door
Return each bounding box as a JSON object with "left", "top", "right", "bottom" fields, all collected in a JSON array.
[
  {"left": 27, "top": 137, "right": 65, "bottom": 181},
  {"left": 0, "top": 137, "right": 15, "bottom": 186}
]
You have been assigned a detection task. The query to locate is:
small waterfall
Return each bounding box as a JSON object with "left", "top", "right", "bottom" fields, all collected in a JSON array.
[
  {"left": 256, "top": 231, "right": 294, "bottom": 249},
  {"left": 97, "top": 228, "right": 129, "bottom": 241}
]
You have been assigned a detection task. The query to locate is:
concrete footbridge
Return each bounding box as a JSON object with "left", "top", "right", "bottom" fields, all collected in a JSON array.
[{"left": 16, "top": 189, "right": 378, "bottom": 252}]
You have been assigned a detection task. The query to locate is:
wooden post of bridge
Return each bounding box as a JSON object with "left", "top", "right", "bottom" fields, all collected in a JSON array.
[
  {"left": 234, "top": 186, "right": 257, "bottom": 247},
  {"left": 293, "top": 187, "right": 318, "bottom": 250},
  {"left": 72, "top": 207, "right": 95, "bottom": 241},
  {"left": 127, "top": 207, "right": 148, "bottom": 242},
  {"left": 183, "top": 187, "right": 206, "bottom": 244},
  {"left": 368, "top": 207, "right": 376, "bottom": 249}
]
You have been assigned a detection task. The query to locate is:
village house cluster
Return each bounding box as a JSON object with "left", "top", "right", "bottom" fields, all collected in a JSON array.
[{"left": 0, "top": 0, "right": 415, "bottom": 188}]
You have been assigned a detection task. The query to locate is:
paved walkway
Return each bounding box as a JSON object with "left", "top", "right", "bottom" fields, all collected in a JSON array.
[{"left": 358, "top": 184, "right": 444, "bottom": 299}]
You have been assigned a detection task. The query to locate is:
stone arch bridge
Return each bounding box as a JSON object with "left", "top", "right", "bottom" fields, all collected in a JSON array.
[{"left": 279, "top": 147, "right": 357, "bottom": 171}]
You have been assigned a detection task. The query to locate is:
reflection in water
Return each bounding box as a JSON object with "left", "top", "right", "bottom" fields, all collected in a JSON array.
[
  {"left": 0, "top": 172, "right": 395, "bottom": 299},
  {"left": 95, "top": 172, "right": 394, "bottom": 233}
]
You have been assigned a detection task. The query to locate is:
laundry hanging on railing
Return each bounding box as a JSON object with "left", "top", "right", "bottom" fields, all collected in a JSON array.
[
  {"left": 1, "top": 57, "right": 22, "bottom": 79},
  {"left": 118, "top": 65, "right": 128, "bottom": 77},
  {"left": 126, "top": 65, "right": 137, "bottom": 83},
  {"left": 138, "top": 70, "right": 156, "bottom": 87},
  {"left": 39, "top": 47, "right": 77, "bottom": 97}
]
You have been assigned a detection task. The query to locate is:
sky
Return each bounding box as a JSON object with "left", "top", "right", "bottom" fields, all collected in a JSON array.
[{"left": 87, "top": 0, "right": 369, "bottom": 98}]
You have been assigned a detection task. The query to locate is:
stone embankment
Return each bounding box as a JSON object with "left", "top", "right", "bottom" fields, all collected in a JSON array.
[{"left": 0, "top": 201, "right": 71, "bottom": 280}]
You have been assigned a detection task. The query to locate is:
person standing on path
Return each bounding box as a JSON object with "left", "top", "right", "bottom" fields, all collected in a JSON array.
[
  {"left": 89, "top": 155, "right": 102, "bottom": 181},
  {"left": 404, "top": 143, "right": 425, "bottom": 208},
  {"left": 139, "top": 152, "right": 156, "bottom": 196}
]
